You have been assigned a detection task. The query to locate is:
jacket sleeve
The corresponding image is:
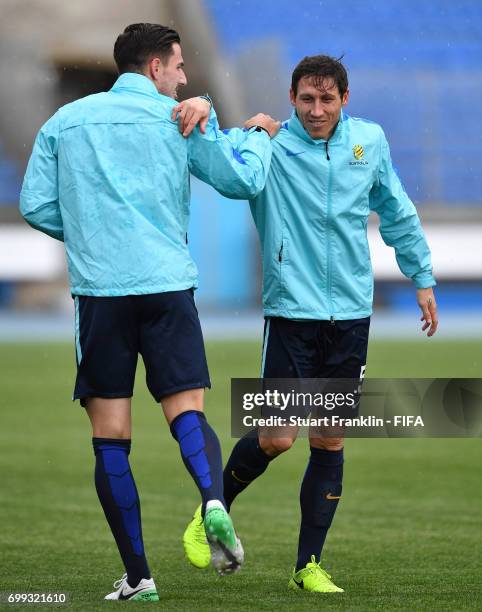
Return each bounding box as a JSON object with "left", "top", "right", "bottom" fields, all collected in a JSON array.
[
  {"left": 19, "top": 113, "right": 64, "bottom": 241},
  {"left": 369, "top": 129, "right": 435, "bottom": 288},
  {"left": 187, "top": 108, "right": 272, "bottom": 199}
]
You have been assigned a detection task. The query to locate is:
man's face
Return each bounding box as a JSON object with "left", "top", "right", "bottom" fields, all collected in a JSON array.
[
  {"left": 153, "top": 43, "right": 187, "bottom": 99},
  {"left": 290, "top": 76, "right": 349, "bottom": 140}
]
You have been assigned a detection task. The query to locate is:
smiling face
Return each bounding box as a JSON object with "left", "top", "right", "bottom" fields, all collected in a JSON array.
[
  {"left": 150, "top": 42, "right": 187, "bottom": 99},
  {"left": 290, "top": 75, "right": 349, "bottom": 140}
]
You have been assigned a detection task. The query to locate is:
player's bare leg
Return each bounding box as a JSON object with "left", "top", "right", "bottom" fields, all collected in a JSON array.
[
  {"left": 258, "top": 423, "right": 300, "bottom": 456},
  {"left": 160, "top": 388, "right": 204, "bottom": 424},
  {"left": 86, "top": 397, "right": 132, "bottom": 438}
]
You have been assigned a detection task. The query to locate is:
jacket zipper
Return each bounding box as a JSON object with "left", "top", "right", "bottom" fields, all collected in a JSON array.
[
  {"left": 278, "top": 242, "right": 284, "bottom": 306},
  {"left": 324, "top": 141, "right": 334, "bottom": 322}
]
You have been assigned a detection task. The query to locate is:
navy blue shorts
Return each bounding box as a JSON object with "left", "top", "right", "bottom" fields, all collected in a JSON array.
[
  {"left": 261, "top": 317, "right": 370, "bottom": 379},
  {"left": 73, "top": 289, "right": 211, "bottom": 406}
]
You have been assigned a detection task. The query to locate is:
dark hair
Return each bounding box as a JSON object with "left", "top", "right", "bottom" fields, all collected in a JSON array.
[
  {"left": 291, "top": 55, "right": 348, "bottom": 97},
  {"left": 114, "top": 23, "right": 180, "bottom": 74}
]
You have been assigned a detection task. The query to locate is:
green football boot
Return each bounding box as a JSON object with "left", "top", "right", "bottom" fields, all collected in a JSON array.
[
  {"left": 288, "top": 555, "right": 344, "bottom": 593},
  {"left": 203, "top": 502, "right": 244, "bottom": 576},
  {"left": 183, "top": 504, "right": 211, "bottom": 569}
]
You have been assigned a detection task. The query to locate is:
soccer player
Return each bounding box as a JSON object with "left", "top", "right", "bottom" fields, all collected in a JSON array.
[
  {"left": 19, "top": 23, "right": 279, "bottom": 601},
  {"left": 181, "top": 55, "right": 438, "bottom": 593}
]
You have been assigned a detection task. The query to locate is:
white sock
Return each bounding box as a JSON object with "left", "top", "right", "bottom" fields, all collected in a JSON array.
[{"left": 206, "top": 499, "right": 225, "bottom": 512}]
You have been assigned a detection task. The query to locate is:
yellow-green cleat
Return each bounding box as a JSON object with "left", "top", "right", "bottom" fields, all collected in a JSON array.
[
  {"left": 288, "top": 555, "right": 344, "bottom": 593},
  {"left": 183, "top": 504, "right": 211, "bottom": 569}
]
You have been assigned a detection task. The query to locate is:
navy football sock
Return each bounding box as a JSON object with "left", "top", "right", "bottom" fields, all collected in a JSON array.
[
  {"left": 223, "top": 432, "right": 274, "bottom": 512},
  {"left": 296, "top": 447, "right": 344, "bottom": 571},
  {"left": 170, "top": 410, "right": 225, "bottom": 515},
  {"left": 92, "top": 438, "right": 150, "bottom": 587}
]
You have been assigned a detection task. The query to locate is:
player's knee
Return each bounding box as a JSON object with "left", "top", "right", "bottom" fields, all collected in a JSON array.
[
  {"left": 309, "top": 437, "right": 344, "bottom": 451},
  {"left": 90, "top": 417, "right": 130, "bottom": 439},
  {"left": 85, "top": 398, "right": 131, "bottom": 439},
  {"left": 92, "top": 426, "right": 130, "bottom": 439},
  {"left": 259, "top": 436, "right": 295, "bottom": 457}
]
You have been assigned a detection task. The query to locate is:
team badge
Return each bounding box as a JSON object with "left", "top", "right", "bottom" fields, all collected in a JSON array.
[{"left": 352, "top": 144, "right": 364, "bottom": 160}]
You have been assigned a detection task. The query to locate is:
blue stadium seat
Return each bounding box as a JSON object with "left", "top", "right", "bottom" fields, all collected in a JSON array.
[
  {"left": 0, "top": 142, "right": 22, "bottom": 205},
  {"left": 205, "top": 0, "right": 482, "bottom": 205}
]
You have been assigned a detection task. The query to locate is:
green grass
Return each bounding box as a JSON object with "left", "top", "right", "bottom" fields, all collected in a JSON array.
[{"left": 0, "top": 340, "right": 481, "bottom": 610}]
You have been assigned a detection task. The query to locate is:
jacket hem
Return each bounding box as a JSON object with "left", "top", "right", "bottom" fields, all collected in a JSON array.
[
  {"left": 263, "top": 308, "right": 373, "bottom": 320},
  {"left": 70, "top": 281, "right": 198, "bottom": 297}
]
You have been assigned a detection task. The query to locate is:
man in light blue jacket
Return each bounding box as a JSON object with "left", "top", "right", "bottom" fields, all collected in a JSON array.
[
  {"left": 183, "top": 55, "right": 438, "bottom": 593},
  {"left": 19, "top": 22, "right": 279, "bottom": 601}
]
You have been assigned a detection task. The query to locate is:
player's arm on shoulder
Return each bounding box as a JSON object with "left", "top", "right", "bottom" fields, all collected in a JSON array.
[
  {"left": 171, "top": 96, "right": 212, "bottom": 137},
  {"left": 20, "top": 112, "right": 64, "bottom": 241},
  {"left": 369, "top": 128, "right": 438, "bottom": 336},
  {"left": 186, "top": 105, "right": 279, "bottom": 200}
]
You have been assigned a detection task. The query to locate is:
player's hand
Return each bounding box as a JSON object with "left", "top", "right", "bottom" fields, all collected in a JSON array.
[
  {"left": 244, "top": 113, "right": 281, "bottom": 138},
  {"left": 171, "top": 97, "right": 211, "bottom": 138},
  {"left": 417, "top": 287, "right": 438, "bottom": 337}
]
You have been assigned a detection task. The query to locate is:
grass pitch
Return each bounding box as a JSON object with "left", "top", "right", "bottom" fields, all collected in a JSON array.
[{"left": 0, "top": 339, "right": 481, "bottom": 610}]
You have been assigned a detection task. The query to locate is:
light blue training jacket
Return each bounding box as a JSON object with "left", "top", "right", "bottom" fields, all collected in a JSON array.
[
  {"left": 19, "top": 73, "right": 271, "bottom": 296},
  {"left": 225, "top": 110, "right": 435, "bottom": 320}
]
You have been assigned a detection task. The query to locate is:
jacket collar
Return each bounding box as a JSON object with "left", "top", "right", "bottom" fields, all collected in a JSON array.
[
  {"left": 288, "top": 109, "right": 345, "bottom": 145},
  {"left": 110, "top": 72, "right": 174, "bottom": 104}
]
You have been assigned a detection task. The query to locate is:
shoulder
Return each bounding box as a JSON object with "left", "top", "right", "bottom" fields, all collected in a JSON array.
[
  {"left": 58, "top": 91, "right": 110, "bottom": 115},
  {"left": 55, "top": 90, "right": 175, "bottom": 132},
  {"left": 274, "top": 119, "right": 293, "bottom": 139},
  {"left": 343, "top": 113, "right": 385, "bottom": 142},
  {"left": 343, "top": 113, "right": 383, "bottom": 136},
  {"left": 55, "top": 92, "right": 111, "bottom": 130},
  {"left": 271, "top": 118, "right": 298, "bottom": 149}
]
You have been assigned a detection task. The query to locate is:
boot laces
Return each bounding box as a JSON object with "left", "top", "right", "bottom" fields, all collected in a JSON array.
[
  {"left": 307, "top": 555, "right": 332, "bottom": 580},
  {"left": 113, "top": 573, "right": 127, "bottom": 589}
]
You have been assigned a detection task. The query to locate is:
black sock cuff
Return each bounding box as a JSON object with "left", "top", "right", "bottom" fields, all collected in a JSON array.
[
  {"left": 309, "top": 446, "right": 344, "bottom": 466},
  {"left": 92, "top": 437, "right": 131, "bottom": 454},
  {"left": 169, "top": 410, "right": 206, "bottom": 440}
]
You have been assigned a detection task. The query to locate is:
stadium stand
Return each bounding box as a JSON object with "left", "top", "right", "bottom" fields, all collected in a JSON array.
[
  {"left": 205, "top": 0, "right": 482, "bottom": 205},
  {"left": 0, "top": 142, "right": 22, "bottom": 205}
]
